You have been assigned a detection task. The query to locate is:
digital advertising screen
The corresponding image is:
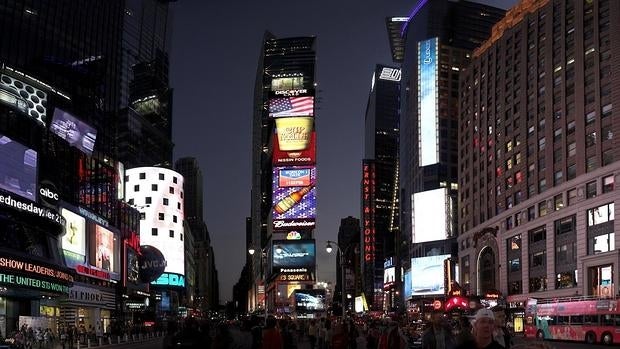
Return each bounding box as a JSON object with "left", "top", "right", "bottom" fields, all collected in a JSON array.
[
  {"left": 294, "top": 289, "right": 326, "bottom": 312},
  {"left": 418, "top": 37, "right": 439, "bottom": 167},
  {"left": 271, "top": 77, "right": 304, "bottom": 91},
  {"left": 404, "top": 269, "right": 412, "bottom": 298},
  {"left": 126, "top": 247, "right": 140, "bottom": 284},
  {"left": 272, "top": 240, "right": 316, "bottom": 269},
  {"left": 274, "top": 117, "right": 314, "bottom": 153},
  {"left": 412, "top": 188, "right": 450, "bottom": 243},
  {"left": 384, "top": 267, "right": 396, "bottom": 286},
  {"left": 273, "top": 129, "right": 316, "bottom": 166},
  {"left": 411, "top": 254, "right": 451, "bottom": 296},
  {"left": 0, "top": 73, "right": 48, "bottom": 125},
  {"left": 50, "top": 108, "right": 97, "bottom": 155},
  {"left": 61, "top": 208, "right": 86, "bottom": 263},
  {"left": 272, "top": 167, "right": 316, "bottom": 223},
  {"left": 93, "top": 225, "right": 114, "bottom": 272},
  {"left": 0, "top": 133, "right": 37, "bottom": 201},
  {"left": 269, "top": 96, "right": 314, "bottom": 117}
]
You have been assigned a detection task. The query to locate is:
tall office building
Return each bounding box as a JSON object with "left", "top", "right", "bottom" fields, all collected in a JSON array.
[
  {"left": 459, "top": 0, "right": 620, "bottom": 330},
  {"left": 175, "top": 157, "right": 220, "bottom": 310},
  {"left": 397, "top": 1, "right": 504, "bottom": 309},
  {"left": 361, "top": 64, "right": 400, "bottom": 311},
  {"left": 249, "top": 34, "right": 317, "bottom": 314},
  {"left": 336, "top": 216, "right": 361, "bottom": 314}
]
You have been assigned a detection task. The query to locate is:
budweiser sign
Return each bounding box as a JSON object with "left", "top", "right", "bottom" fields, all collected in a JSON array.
[{"left": 273, "top": 219, "right": 316, "bottom": 230}]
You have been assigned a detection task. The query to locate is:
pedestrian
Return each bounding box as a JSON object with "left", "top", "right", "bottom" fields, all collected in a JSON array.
[
  {"left": 455, "top": 316, "right": 473, "bottom": 346},
  {"left": 492, "top": 306, "right": 512, "bottom": 349},
  {"left": 308, "top": 319, "right": 317, "bottom": 349},
  {"left": 421, "top": 311, "right": 455, "bottom": 349},
  {"left": 455, "top": 309, "right": 503, "bottom": 349},
  {"left": 261, "top": 316, "right": 282, "bottom": 349}
]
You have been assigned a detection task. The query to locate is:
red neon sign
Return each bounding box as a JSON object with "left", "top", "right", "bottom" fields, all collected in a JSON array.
[{"left": 362, "top": 161, "right": 376, "bottom": 262}]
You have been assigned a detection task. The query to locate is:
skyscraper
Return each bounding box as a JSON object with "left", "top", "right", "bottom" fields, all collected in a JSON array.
[
  {"left": 361, "top": 64, "right": 400, "bottom": 311},
  {"left": 397, "top": 0, "right": 504, "bottom": 309},
  {"left": 337, "top": 216, "right": 361, "bottom": 314},
  {"left": 459, "top": 0, "right": 619, "bottom": 330},
  {"left": 250, "top": 34, "right": 317, "bottom": 314}
]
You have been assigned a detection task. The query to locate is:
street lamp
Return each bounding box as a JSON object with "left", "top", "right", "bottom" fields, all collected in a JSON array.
[
  {"left": 326, "top": 240, "right": 347, "bottom": 320},
  {"left": 248, "top": 247, "right": 268, "bottom": 322}
]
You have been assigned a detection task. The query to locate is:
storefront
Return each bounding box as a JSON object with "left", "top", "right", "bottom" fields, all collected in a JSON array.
[{"left": 60, "top": 283, "right": 116, "bottom": 336}]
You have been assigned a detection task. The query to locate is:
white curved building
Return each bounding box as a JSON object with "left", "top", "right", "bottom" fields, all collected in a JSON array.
[{"left": 125, "top": 167, "right": 185, "bottom": 276}]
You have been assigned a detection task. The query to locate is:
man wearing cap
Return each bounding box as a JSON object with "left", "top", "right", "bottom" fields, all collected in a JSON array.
[{"left": 455, "top": 309, "right": 503, "bottom": 349}]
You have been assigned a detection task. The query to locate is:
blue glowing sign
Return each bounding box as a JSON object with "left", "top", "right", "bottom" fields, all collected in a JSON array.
[
  {"left": 151, "top": 272, "right": 185, "bottom": 288},
  {"left": 418, "top": 37, "right": 439, "bottom": 167}
]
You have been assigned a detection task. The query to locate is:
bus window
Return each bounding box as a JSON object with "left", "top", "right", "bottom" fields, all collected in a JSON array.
[
  {"left": 584, "top": 315, "right": 599, "bottom": 325},
  {"left": 615, "top": 315, "right": 620, "bottom": 327},
  {"left": 602, "top": 314, "right": 614, "bottom": 326},
  {"left": 570, "top": 315, "right": 583, "bottom": 324},
  {"left": 557, "top": 315, "right": 569, "bottom": 325}
]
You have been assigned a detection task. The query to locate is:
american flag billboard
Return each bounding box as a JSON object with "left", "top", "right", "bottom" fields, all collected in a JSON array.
[{"left": 269, "top": 96, "right": 314, "bottom": 117}]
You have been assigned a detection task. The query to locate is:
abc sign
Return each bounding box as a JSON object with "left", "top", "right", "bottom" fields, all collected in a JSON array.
[
  {"left": 40, "top": 188, "right": 59, "bottom": 201},
  {"left": 39, "top": 181, "right": 60, "bottom": 206}
]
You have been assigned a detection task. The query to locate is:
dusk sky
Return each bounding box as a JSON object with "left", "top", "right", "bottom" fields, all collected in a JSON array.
[{"left": 169, "top": 0, "right": 516, "bottom": 302}]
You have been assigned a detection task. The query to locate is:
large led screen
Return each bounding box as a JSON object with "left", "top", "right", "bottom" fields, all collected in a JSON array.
[
  {"left": 412, "top": 188, "right": 449, "bottom": 243},
  {"left": 274, "top": 117, "right": 314, "bottom": 153},
  {"left": 273, "top": 130, "right": 316, "bottom": 166},
  {"left": 272, "top": 240, "right": 316, "bottom": 269},
  {"left": 272, "top": 167, "right": 316, "bottom": 227},
  {"left": 404, "top": 269, "right": 412, "bottom": 298},
  {"left": 0, "top": 74, "right": 48, "bottom": 125},
  {"left": 93, "top": 225, "right": 114, "bottom": 271},
  {"left": 0, "top": 133, "right": 37, "bottom": 201},
  {"left": 411, "top": 254, "right": 450, "bottom": 296},
  {"left": 61, "top": 208, "right": 86, "bottom": 263},
  {"left": 295, "top": 289, "right": 326, "bottom": 312},
  {"left": 418, "top": 37, "right": 439, "bottom": 167},
  {"left": 384, "top": 267, "right": 396, "bottom": 286},
  {"left": 50, "top": 108, "right": 97, "bottom": 155},
  {"left": 269, "top": 96, "right": 314, "bottom": 117}
]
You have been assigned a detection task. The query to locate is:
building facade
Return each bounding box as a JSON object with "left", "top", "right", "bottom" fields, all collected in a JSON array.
[{"left": 458, "top": 0, "right": 620, "bottom": 328}]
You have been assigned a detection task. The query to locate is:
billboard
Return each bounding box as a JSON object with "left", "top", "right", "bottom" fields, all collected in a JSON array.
[
  {"left": 50, "top": 108, "right": 97, "bottom": 155},
  {"left": 272, "top": 240, "right": 316, "bottom": 270},
  {"left": 411, "top": 254, "right": 451, "bottom": 296},
  {"left": 272, "top": 167, "right": 316, "bottom": 228},
  {"left": 93, "top": 225, "right": 114, "bottom": 271},
  {"left": 418, "top": 37, "right": 439, "bottom": 166},
  {"left": 412, "top": 188, "right": 451, "bottom": 243},
  {"left": 271, "top": 77, "right": 305, "bottom": 91},
  {"left": 362, "top": 161, "right": 376, "bottom": 262},
  {"left": 273, "top": 130, "right": 316, "bottom": 166},
  {"left": 0, "top": 133, "right": 37, "bottom": 201},
  {"left": 0, "top": 73, "right": 48, "bottom": 125},
  {"left": 126, "top": 247, "right": 140, "bottom": 285},
  {"left": 269, "top": 96, "right": 314, "bottom": 117},
  {"left": 274, "top": 117, "right": 314, "bottom": 153},
  {"left": 384, "top": 267, "right": 396, "bottom": 287},
  {"left": 125, "top": 167, "right": 185, "bottom": 276},
  {"left": 294, "top": 289, "right": 326, "bottom": 312},
  {"left": 61, "top": 208, "right": 86, "bottom": 264},
  {"left": 404, "top": 269, "right": 412, "bottom": 298}
]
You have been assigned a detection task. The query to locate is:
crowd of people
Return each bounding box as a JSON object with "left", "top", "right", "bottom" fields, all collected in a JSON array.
[{"left": 2, "top": 325, "right": 55, "bottom": 349}]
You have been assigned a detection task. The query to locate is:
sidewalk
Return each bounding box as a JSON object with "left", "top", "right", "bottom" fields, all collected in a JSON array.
[{"left": 49, "top": 332, "right": 164, "bottom": 349}]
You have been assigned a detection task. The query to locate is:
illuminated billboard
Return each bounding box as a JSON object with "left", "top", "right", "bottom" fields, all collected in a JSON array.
[
  {"left": 125, "top": 167, "right": 185, "bottom": 276},
  {"left": 126, "top": 247, "right": 140, "bottom": 284},
  {"left": 274, "top": 117, "right": 313, "bottom": 153},
  {"left": 411, "top": 254, "right": 451, "bottom": 296},
  {"left": 412, "top": 188, "right": 451, "bottom": 243},
  {"left": 272, "top": 240, "right": 316, "bottom": 270},
  {"left": 272, "top": 167, "right": 316, "bottom": 228},
  {"left": 271, "top": 77, "right": 304, "bottom": 91},
  {"left": 269, "top": 96, "right": 314, "bottom": 117},
  {"left": 273, "top": 130, "right": 316, "bottom": 166},
  {"left": 384, "top": 267, "right": 396, "bottom": 287},
  {"left": 418, "top": 37, "right": 439, "bottom": 166},
  {"left": 362, "top": 161, "right": 376, "bottom": 262},
  {"left": 50, "top": 108, "right": 97, "bottom": 155},
  {"left": 294, "top": 289, "right": 326, "bottom": 312},
  {"left": 0, "top": 73, "right": 48, "bottom": 125},
  {"left": 61, "top": 208, "right": 86, "bottom": 261},
  {"left": 404, "top": 269, "right": 412, "bottom": 298},
  {"left": 93, "top": 225, "right": 114, "bottom": 271},
  {"left": 0, "top": 133, "right": 37, "bottom": 201}
]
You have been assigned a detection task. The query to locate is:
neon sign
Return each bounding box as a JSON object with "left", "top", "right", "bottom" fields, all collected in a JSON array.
[{"left": 152, "top": 272, "right": 185, "bottom": 287}]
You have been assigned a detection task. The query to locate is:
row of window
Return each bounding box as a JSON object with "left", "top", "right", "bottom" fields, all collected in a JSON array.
[
  {"left": 150, "top": 227, "right": 183, "bottom": 241},
  {"left": 131, "top": 184, "right": 183, "bottom": 197},
  {"left": 127, "top": 172, "right": 179, "bottom": 184},
  {"left": 128, "top": 197, "right": 182, "bottom": 210}
]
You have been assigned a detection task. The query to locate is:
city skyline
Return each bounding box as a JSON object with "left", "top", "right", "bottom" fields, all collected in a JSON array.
[{"left": 169, "top": 0, "right": 516, "bottom": 302}]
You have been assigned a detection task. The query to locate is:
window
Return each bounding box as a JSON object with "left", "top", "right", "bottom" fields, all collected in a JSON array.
[
  {"left": 506, "top": 216, "right": 513, "bottom": 229},
  {"left": 603, "top": 175, "right": 614, "bottom": 193},
  {"left": 173, "top": 215, "right": 178, "bottom": 223},
  {"left": 556, "top": 271, "right": 577, "bottom": 289},
  {"left": 567, "top": 189, "right": 577, "bottom": 206},
  {"left": 539, "top": 178, "right": 547, "bottom": 192},
  {"left": 567, "top": 142, "right": 576, "bottom": 157},
  {"left": 554, "top": 170, "right": 563, "bottom": 185},
  {"left": 509, "top": 235, "right": 521, "bottom": 250},
  {"left": 567, "top": 164, "right": 576, "bottom": 180},
  {"left": 538, "top": 201, "right": 548, "bottom": 217},
  {"left": 586, "top": 155, "right": 598, "bottom": 172},
  {"left": 169, "top": 187, "right": 175, "bottom": 194},
  {"left": 530, "top": 226, "right": 546, "bottom": 243},
  {"left": 554, "top": 194, "right": 563, "bottom": 210},
  {"left": 528, "top": 206, "right": 536, "bottom": 221},
  {"left": 159, "top": 173, "right": 165, "bottom": 180},
  {"left": 586, "top": 181, "right": 597, "bottom": 198},
  {"left": 151, "top": 184, "right": 158, "bottom": 191},
  {"left": 163, "top": 198, "right": 169, "bottom": 206},
  {"left": 531, "top": 251, "right": 546, "bottom": 267},
  {"left": 555, "top": 215, "right": 575, "bottom": 235},
  {"left": 169, "top": 230, "right": 174, "bottom": 238},
  {"left": 178, "top": 202, "right": 182, "bottom": 210},
  {"left": 173, "top": 177, "right": 178, "bottom": 184},
  {"left": 510, "top": 258, "right": 521, "bottom": 272},
  {"left": 140, "top": 212, "right": 145, "bottom": 220},
  {"left": 586, "top": 132, "right": 597, "bottom": 147},
  {"left": 529, "top": 276, "right": 547, "bottom": 292},
  {"left": 180, "top": 233, "right": 183, "bottom": 241},
  {"left": 591, "top": 233, "right": 615, "bottom": 254},
  {"left": 145, "top": 197, "right": 152, "bottom": 204},
  {"left": 587, "top": 203, "right": 614, "bottom": 226},
  {"left": 134, "top": 185, "right": 139, "bottom": 191},
  {"left": 539, "top": 137, "right": 546, "bottom": 151},
  {"left": 138, "top": 173, "right": 146, "bottom": 180},
  {"left": 158, "top": 213, "right": 164, "bottom": 220},
  {"left": 151, "top": 228, "right": 158, "bottom": 236},
  {"left": 556, "top": 243, "right": 575, "bottom": 264}
]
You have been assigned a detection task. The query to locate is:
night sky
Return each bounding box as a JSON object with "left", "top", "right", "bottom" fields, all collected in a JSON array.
[{"left": 170, "top": 0, "right": 516, "bottom": 302}]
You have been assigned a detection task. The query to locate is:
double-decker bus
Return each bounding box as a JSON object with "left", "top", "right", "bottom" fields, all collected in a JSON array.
[{"left": 525, "top": 296, "right": 620, "bottom": 344}]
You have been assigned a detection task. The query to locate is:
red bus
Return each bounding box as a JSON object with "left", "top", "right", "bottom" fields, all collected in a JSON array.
[{"left": 524, "top": 297, "right": 620, "bottom": 345}]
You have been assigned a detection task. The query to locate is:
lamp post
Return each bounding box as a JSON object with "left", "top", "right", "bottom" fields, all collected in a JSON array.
[
  {"left": 248, "top": 247, "right": 268, "bottom": 322},
  {"left": 326, "top": 240, "right": 347, "bottom": 320}
]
